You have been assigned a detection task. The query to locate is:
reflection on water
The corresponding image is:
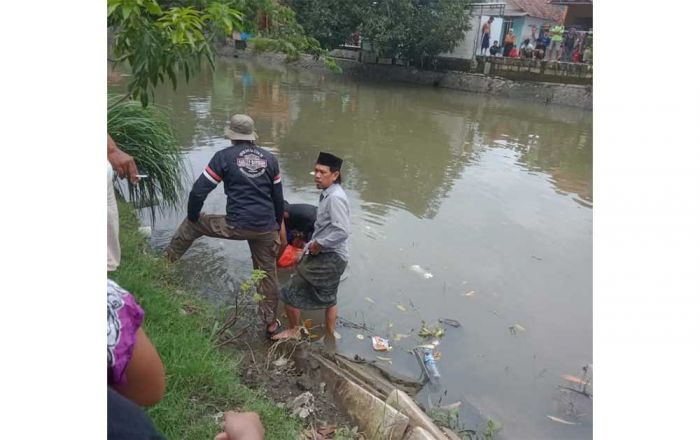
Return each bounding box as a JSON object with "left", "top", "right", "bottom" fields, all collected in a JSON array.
[{"left": 109, "top": 57, "right": 592, "bottom": 439}]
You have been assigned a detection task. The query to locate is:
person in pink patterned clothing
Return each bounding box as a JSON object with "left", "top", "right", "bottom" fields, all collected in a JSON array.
[{"left": 107, "top": 279, "right": 165, "bottom": 407}]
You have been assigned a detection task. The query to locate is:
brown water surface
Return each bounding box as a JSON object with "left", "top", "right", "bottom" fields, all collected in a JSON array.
[{"left": 111, "top": 57, "right": 592, "bottom": 439}]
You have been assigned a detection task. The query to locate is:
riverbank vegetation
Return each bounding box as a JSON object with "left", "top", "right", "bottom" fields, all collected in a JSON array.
[
  {"left": 107, "top": 95, "right": 186, "bottom": 215},
  {"left": 110, "top": 202, "right": 301, "bottom": 439}
]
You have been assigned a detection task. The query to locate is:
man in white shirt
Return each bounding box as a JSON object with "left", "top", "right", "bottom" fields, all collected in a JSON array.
[{"left": 273, "top": 152, "right": 350, "bottom": 341}]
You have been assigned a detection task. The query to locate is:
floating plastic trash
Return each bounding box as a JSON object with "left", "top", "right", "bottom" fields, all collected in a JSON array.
[
  {"left": 439, "top": 318, "right": 461, "bottom": 328},
  {"left": 371, "top": 336, "right": 391, "bottom": 351},
  {"left": 508, "top": 323, "right": 526, "bottom": 335},
  {"left": 546, "top": 415, "right": 578, "bottom": 425},
  {"left": 409, "top": 265, "right": 434, "bottom": 279},
  {"left": 421, "top": 347, "right": 441, "bottom": 383}
]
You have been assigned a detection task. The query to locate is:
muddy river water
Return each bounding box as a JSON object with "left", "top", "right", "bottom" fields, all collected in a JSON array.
[{"left": 111, "top": 56, "right": 592, "bottom": 439}]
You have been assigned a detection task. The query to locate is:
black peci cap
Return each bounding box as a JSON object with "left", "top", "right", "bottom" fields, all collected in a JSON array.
[{"left": 316, "top": 152, "right": 343, "bottom": 170}]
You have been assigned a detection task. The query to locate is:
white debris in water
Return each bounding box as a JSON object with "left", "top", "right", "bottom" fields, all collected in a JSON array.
[
  {"left": 137, "top": 226, "right": 152, "bottom": 237},
  {"left": 410, "top": 264, "right": 434, "bottom": 279}
]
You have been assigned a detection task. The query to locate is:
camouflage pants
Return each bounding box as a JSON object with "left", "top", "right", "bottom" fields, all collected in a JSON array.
[{"left": 165, "top": 215, "right": 281, "bottom": 324}]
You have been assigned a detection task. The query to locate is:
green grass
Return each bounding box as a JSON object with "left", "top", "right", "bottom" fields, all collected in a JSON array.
[
  {"left": 111, "top": 203, "right": 301, "bottom": 439},
  {"left": 108, "top": 95, "right": 187, "bottom": 219}
]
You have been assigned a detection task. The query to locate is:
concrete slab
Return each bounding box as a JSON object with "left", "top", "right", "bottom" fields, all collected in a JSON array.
[
  {"left": 386, "top": 389, "right": 448, "bottom": 440},
  {"left": 336, "top": 378, "right": 409, "bottom": 440},
  {"left": 311, "top": 354, "right": 409, "bottom": 440},
  {"left": 403, "top": 426, "right": 437, "bottom": 440},
  {"left": 441, "top": 428, "right": 463, "bottom": 440}
]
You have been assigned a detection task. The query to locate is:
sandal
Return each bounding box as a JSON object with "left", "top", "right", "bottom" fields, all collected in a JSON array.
[
  {"left": 266, "top": 319, "right": 284, "bottom": 339},
  {"left": 271, "top": 326, "right": 310, "bottom": 341}
]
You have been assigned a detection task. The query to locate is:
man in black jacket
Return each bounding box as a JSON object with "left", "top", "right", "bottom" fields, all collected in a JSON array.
[
  {"left": 284, "top": 201, "right": 317, "bottom": 246},
  {"left": 164, "top": 114, "right": 287, "bottom": 336}
]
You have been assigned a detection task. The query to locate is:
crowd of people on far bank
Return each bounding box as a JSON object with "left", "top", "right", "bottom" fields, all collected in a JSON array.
[{"left": 481, "top": 16, "right": 592, "bottom": 63}]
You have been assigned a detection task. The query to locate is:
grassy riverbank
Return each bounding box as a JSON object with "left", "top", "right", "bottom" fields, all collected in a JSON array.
[{"left": 111, "top": 203, "right": 300, "bottom": 439}]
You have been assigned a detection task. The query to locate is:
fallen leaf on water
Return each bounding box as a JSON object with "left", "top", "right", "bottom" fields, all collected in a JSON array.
[
  {"left": 462, "top": 291, "right": 476, "bottom": 297},
  {"left": 309, "top": 334, "right": 320, "bottom": 340},
  {"left": 376, "top": 356, "right": 392, "bottom": 363},
  {"left": 396, "top": 304, "right": 407, "bottom": 312},
  {"left": 513, "top": 324, "right": 526, "bottom": 332},
  {"left": 303, "top": 319, "right": 314, "bottom": 329},
  {"left": 356, "top": 334, "right": 365, "bottom": 340},
  {"left": 546, "top": 415, "right": 578, "bottom": 425},
  {"left": 365, "top": 297, "right": 375, "bottom": 304},
  {"left": 393, "top": 333, "right": 410, "bottom": 341},
  {"left": 561, "top": 374, "right": 590, "bottom": 385}
]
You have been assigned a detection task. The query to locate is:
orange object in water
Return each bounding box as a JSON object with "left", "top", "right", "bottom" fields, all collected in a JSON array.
[{"left": 277, "top": 245, "right": 303, "bottom": 268}]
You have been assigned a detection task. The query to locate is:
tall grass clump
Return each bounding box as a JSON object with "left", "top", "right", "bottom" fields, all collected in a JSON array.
[{"left": 108, "top": 94, "right": 187, "bottom": 216}]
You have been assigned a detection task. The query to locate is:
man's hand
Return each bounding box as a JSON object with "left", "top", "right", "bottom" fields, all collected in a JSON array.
[
  {"left": 278, "top": 222, "right": 288, "bottom": 259},
  {"left": 308, "top": 240, "right": 321, "bottom": 255},
  {"left": 214, "top": 411, "right": 265, "bottom": 440},
  {"left": 108, "top": 135, "right": 140, "bottom": 184}
]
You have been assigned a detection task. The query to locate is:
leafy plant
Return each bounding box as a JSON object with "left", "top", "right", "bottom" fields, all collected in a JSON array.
[
  {"left": 108, "top": 0, "right": 242, "bottom": 106},
  {"left": 290, "top": 0, "right": 364, "bottom": 50},
  {"left": 429, "top": 407, "right": 502, "bottom": 440},
  {"left": 334, "top": 425, "right": 363, "bottom": 439},
  {"left": 241, "top": 269, "right": 268, "bottom": 303},
  {"left": 107, "top": 94, "right": 186, "bottom": 216},
  {"left": 418, "top": 321, "right": 445, "bottom": 338},
  {"left": 429, "top": 406, "right": 461, "bottom": 431},
  {"left": 479, "top": 419, "right": 502, "bottom": 440},
  {"left": 214, "top": 269, "right": 268, "bottom": 343}
]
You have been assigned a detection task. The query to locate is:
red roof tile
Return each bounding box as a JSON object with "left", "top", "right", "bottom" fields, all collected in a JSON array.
[{"left": 510, "top": 0, "right": 566, "bottom": 21}]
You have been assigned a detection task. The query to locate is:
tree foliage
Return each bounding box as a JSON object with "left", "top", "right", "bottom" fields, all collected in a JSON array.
[
  {"left": 289, "top": 0, "right": 364, "bottom": 50},
  {"left": 287, "top": 0, "right": 473, "bottom": 67},
  {"left": 108, "top": 0, "right": 242, "bottom": 106},
  {"left": 359, "top": 0, "right": 473, "bottom": 66}
]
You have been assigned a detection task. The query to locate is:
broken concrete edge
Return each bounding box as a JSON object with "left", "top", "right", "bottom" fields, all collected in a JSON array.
[
  {"left": 310, "top": 353, "right": 408, "bottom": 439},
  {"left": 404, "top": 426, "right": 438, "bottom": 440},
  {"left": 386, "top": 389, "right": 448, "bottom": 440},
  {"left": 307, "top": 352, "right": 453, "bottom": 440}
]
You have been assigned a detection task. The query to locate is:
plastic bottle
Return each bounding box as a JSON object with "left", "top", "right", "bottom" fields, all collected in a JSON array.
[{"left": 422, "top": 348, "right": 441, "bottom": 383}]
